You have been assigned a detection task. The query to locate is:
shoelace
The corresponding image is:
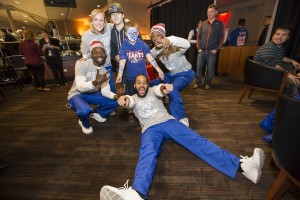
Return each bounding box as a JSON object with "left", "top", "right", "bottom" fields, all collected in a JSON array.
[
  {"left": 240, "top": 155, "right": 249, "bottom": 159},
  {"left": 240, "top": 155, "right": 257, "bottom": 168},
  {"left": 118, "top": 179, "right": 132, "bottom": 190}
]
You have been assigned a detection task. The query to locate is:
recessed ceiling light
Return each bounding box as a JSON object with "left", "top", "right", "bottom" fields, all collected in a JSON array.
[
  {"left": 22, "top": 27, "right": 25, "bottom": 29},
  {"left": 24, "top": 20, "right": 27, "bottom": 23},
  {"left": 23, "top": 15, "right": 27, "bottom": 18},
  {"left": 97, "top": 5, "right": 100, "bottom": 7},
  {"left": 61, "top": 13, "right": 64, "bottom": 15},
  {"left": 14, "top": 1, "right": 20, "bottom": 4}
]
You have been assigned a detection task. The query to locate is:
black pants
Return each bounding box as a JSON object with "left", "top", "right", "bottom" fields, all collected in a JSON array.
[
  {"left": 46, "top": 56, "right": 66, "bottom": 84},
  {"left": 26, "top": 64, "right": 45, "bottom": 88}
]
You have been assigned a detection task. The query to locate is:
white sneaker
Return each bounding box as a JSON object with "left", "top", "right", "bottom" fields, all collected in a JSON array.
[
  {"left": 91, "top": 113, "right": 106, "bottom": 122},
  {"left": 100, "top": 180, "right": 143, "bottom": 200},
  {"left": 179, "top": 117, "right": 189, "bottom": 127},
  {"left": 240, "top": 148, "right": 265, "bottom": 184},
  {"left": 78, "top": 119, "right": 93, "bottom": 134}
]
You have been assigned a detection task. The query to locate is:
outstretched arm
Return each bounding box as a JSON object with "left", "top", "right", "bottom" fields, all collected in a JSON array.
[
  {"left": 146, "top": 53, "right": 164, "bottom": 80},
  {"left": 117, "top": 95, "right": 135, "bottom": 109},
  {"left": 154, "top": 83, "right": 173, "bottom": 97},
  {"left": 160, "top": 83, "right": 173, "bottom": 95},
  {"left": 116, "top": 59, "right": 126, "bottom": 84}
]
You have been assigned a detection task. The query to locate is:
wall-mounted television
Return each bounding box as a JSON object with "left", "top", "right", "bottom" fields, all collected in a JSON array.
[{"left": 44, "top": 0, "right": 76, "bottom": 8}]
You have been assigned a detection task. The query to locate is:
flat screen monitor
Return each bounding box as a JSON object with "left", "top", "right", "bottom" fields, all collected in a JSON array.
[{"left": 44, "top": 0, "right": 76, "bottom": 8}]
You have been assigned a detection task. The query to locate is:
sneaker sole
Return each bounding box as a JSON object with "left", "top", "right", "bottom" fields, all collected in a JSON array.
[
  {"left": 100, "top": 186, "right": 126, "bottom": 200},
  {"left": 254, "top": 148, "right": 265, "bottom": 171},
  {"left": 78, "top": 120, "right": 93, "bottom": 134}
]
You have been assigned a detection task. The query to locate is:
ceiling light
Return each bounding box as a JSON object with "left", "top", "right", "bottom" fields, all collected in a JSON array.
[
  {"left": 22, "top": 27, "right": 25, "bottom": 29},
  {"left": 23, "top": 15, "right": 27, "bottom": 18},
  {"left": 24, "top": 20, "right": 27, "bottom": 23},
  {"left": 61, "top": 13, "right": 64, "bottom": 15},
  {"left": 97, "top": 5, "right": 100, "bottom": 7},
  {"left": 14, "top": 1, "right": 20, "bottom": 4}
]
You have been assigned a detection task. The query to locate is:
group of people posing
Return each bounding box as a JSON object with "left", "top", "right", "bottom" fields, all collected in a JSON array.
[{"left": 64, "top": 3, "right": 270, "bottom": 200}]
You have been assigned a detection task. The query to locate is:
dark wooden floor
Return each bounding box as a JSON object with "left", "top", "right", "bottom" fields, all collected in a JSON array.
[{"left": 0, "top": 75, "right": 299, "bottom": 200}]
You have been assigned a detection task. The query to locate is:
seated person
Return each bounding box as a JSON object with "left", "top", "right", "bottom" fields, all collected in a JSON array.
[
  {"left": 254, "top": 25, "right": 300, "bottom": 96},
  {"left": 100, "top": 74, "right": 265, "bottom": 200},
  {"left": 67, "top": 40, "right": 119, "bottom": 134}
]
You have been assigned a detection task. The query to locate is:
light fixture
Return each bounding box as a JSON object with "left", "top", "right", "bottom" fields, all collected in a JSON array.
[
  {"left": 14, "top": 1, "right": 20, "bottom": 4},
  {"left": 97, "top": 5, "right": 100, "bottom": 7},
  {"left": 23, "top": 15, "right": 27, "bottom": 18},
  {"left": 61, "top": 13, "right": 64, "bottom": 15},
  {"left": 24, "top": 20, "right": 27, "bottom": 23}
]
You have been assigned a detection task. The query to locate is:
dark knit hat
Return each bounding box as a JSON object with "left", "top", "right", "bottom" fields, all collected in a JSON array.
[{"left": 109, "top": 3, "right": 124, "bottom": 14}]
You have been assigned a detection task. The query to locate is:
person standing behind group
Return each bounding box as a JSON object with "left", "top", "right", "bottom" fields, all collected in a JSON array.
[
  {"left": 186, "top": 19, "right": 202, "bottom": 71},
  {"left": 109, "top": 2, "right": 126, "bottom": 72},
  {"left": 39, "top": 29, "right": 67, "bottom": 86},
  {"left": 109, "top": 2, "right": 142, "bottom": 84},
  {"left": 81, "top": 9, "right": 115, "bottom": 92},
  {"left": 115, "top": 21, "right": 164, "bottom": 123},
  {"left": 229, "top": 18, "right": 248, "bottom": 46},
  {"left": 257, "top": 16, "right": 271, "bottom": 46},
  {"left": 150, "top": 23, "right": 195, "bottom": 127},
  {"left": 47, "top": 21, "right": 58, "bottom": 38},
  {"left": 193, "top": 4, "right": 224, "bottom": 90},
  {"left": 19, "top": 29, "right": 50, "bottom": 91}
]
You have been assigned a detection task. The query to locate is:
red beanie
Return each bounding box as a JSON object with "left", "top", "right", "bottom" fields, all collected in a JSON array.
[
  {"left": 89, "top": 40, "right": 105, "bottom": 52},
  {"left": 150, "top": 23, "right": 166, "bottom": 37}
]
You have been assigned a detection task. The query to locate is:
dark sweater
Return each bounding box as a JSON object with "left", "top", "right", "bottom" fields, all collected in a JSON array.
[
  {"left": 19, "top": 40, "right": 43, "bottom": 65},
  {"left": 197, "top": 19, "right": 224, "bottom": 52}
]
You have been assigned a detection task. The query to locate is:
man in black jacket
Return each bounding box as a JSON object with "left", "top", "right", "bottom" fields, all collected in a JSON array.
[
  {"left": 257, "top": 16, "right": 271, "bottom": 46},
  {"left": 109, "top": 2, "right": 126, "bottom": 72},
  {"left": 193, "top": 4, "right": 224, "bottom": 90}
]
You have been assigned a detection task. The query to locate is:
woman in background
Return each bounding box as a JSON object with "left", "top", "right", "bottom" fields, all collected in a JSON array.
[
  {"left": 39, "top": 29, "right": 67, "bottom": 86},
  {"left": 47, "top": 21, "right": 58, "bottom": 38},
  {"left": 19, "top": 29, "right": 50, "bottom": 91}
]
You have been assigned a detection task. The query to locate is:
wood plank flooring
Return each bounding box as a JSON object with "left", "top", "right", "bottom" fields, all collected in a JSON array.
[{"left": 0, "top": 75, "right": 299, "bottom": 200}]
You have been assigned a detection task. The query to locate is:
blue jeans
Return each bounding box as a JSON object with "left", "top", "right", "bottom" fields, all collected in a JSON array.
[
  {"left": 68, "top": 92, "right": 118, "bottom": 128},
  {"left": 195, "top": 51, "right": 217, "bottom": 86},
  {"left": 150, "top": 69, "right": 195, "bottom": 120},
  {"left": 132, "top": 119, "right": 240, "bottom": 197}
]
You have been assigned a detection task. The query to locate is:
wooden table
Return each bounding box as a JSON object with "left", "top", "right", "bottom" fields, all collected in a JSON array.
[{"left": 218, "top": 46, "right": 259, "bottom": 78}]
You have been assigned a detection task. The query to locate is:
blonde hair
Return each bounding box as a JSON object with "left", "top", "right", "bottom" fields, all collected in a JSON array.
[
  {"left": 23, "top": 29, "right": 35, "bottom": 41},
  {"left": 124, "top": 21, "right": 139, "bottom": 31},
  {"left": 90, "top": 9, "right": 107, "bottom": 34}
]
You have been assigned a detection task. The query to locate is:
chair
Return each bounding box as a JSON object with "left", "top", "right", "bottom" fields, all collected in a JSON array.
[
  {"left": 238, "top": 57, "right": 288, "bottom": 104},
  {"left": 265, "top": 95, "right": 300, "bottom": 200},
  {"left": 0, "top": 65, "right": 23, "bottom": 97}
]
